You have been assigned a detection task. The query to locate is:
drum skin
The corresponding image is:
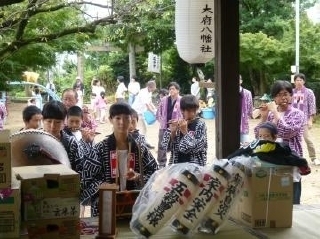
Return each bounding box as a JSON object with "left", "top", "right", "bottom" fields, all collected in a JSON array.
[{"left": 10, "top": 129, "right": 71, "bottom": 168}]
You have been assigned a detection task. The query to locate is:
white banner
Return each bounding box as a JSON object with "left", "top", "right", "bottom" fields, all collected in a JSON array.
[{"left": 148, "top": 52, "right": 161, "bottom": 73}]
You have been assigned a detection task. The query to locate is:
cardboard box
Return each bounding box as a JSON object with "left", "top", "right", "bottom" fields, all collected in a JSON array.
[
  {"left": 23, "top": 217, "right": 80, "bottom": 239},
  {"left": 0, "top": 130, "right": 11, "bottom": 188},
  {"left": 0, "top": 176, "right": 21, "bottom": 238},
  {"left": 13, "top": 165, "right": 80, "bottom": 221},
  {"left": 233, "top": 161, "right": 293, "bottom": 228}
]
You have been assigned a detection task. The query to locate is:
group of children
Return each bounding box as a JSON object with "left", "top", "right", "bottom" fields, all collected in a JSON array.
[{"left": 14, "top": 78, "right": 310, "bottom": 216}]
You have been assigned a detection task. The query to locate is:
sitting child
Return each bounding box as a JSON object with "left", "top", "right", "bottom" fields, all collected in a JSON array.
[
  {"left": 161, "top": 94, "right": 208, "bottom": 166},
  {"left": 228, "top": 121, "right": 310, "bottom": 206}
]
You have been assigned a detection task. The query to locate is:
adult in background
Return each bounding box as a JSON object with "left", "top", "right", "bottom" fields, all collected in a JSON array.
[
  {"left": 292, "top": 73, "right": 319, "bottom": 165},
  {"left": 190, "top": 76, "right": 200, "bottom": 100},
  {"left": 156, "top": 82, "right": 182, "bottom": 168},
  {"left": 45, "top": 79, "right": 56, "bottom": 101},
  {"left": 254, "top": 80, "right": 305, "bottom": 204},
  {"left": 73, "top": 76, "right": 85, "bottom": 94},
  {"left": 0, "top": 101, "right": 7, "bottom": 130},
  {"left": 62, "top": 88, "right": 78, "bottom": 110},
  {"left": 115, "top": 75, "right": 128, "bottom": 103},
  {"left": 239, "top": 75, "right": 253, "bottom": 145},
  {"left": 206, "top": 78, "right": 215, "bottom": 103},
  {"left": 128, "top": 75, "right": 140, "bottom": 105},
  {"left": 131, "top": 80, "right": 157, "bottom": 149}
]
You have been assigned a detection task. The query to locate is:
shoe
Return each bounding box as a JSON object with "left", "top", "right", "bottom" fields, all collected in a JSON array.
[
  {"left": 313, "top": 159, "right": 320, "bottom": 166},
  {"left": 299, "top": 165, "right": 311, "bottom": 176},
  {"left": 146, "top": 143, "right": 155, "bottom": 149}
]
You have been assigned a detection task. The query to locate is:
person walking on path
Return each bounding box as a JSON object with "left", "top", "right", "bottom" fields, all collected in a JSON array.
[
  {"left": 190, "top": 76, "right": 200, "bottom": 100},
  {"left": 239, "top": 75, "right": 253, "bottom": 145},
  {"left": 131, "top": 80, "right": 157, "bottom": 149},
  {"left": 292, "top": 73, "right": 319, "bottom": 165},
  {"left": 115, "top": 76, "right": 128, "bottom": 103},
  {"left": 156, "top": 82, "right": 183, "bottom": 168},
  {"left": 128, "top": 75, "right": 140, "bottom": 105}
]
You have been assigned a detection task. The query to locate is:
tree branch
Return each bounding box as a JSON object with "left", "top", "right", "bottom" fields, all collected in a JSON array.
[
  {"left": 0, "top": 15, "right": 116, "bottom": 62},
  {"left": 0, "top": 0, "right": 24, "bottom": 7}
]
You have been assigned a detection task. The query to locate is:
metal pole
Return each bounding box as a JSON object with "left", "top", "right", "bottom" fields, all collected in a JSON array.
[{"left": 295, "top": 0, "right": 300, "bottom": 73}]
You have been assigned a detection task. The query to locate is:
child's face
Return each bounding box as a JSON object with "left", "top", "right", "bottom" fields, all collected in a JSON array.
[
  {"left": 129, "top": 117, "right": 138, "bottom": 132},
  {"left": 110, "top": 114, "right": 131, "bottom": 134},
  {"left": 67, "top": 115, "right": 82, "bottom": 131},
  {"left": 25, "top": 113, "right": 43, "bottom": 130},
  {"left": 258, "top": 128, "right": 276, "bottom": 141},
  {"left": 182, "top": 108, "right": 197, "bottom": 121},
  {"left": 43, "top": 119, "right": 64, "bottom": 137}
]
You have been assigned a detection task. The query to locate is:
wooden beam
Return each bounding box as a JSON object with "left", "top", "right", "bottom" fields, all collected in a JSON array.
[{"left": 214, "top": 0, "right": 240, "bottom": 158}]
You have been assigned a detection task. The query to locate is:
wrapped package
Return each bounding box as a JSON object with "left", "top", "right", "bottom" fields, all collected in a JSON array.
[
  {"left": 199, "top": 156, "right": 253, "bottom": 234},
  {"left": 130, "top": 157, "right": 254, "bottom": 238},
  {"left": 171, "top": 164, "right": 230, "bottom": 235},
  {"left": 130, "top": 163, "right": 203, "bottom": 238}
]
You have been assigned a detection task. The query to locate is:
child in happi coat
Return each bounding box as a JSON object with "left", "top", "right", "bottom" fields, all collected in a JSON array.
[
  {"left": 161, "top": 94, "right": 207, "bottom": 166},
  {"left": 80, "top": 102, "right": 158, "bottom": 217}
]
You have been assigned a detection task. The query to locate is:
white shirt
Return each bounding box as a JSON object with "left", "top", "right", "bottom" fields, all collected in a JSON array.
[
  {"left": 72, "top": 130, "right": 82, "bottom": 141},
  {"left": 46, "top": 82, "right": 55, "bottom": 92},
  {"left": 92, "top": 85, "right": 105, "bottom": 96},
  {"left": 76, "top": 90, "right": 83, "bottom": 108},
  {"left": 118, "top": 150, "right": 128, "bottom": 191},
  {"left": 191, "top": 82, "right": 200, "bottom": 99},
  {"left": 128, "top": 81, "right": 140, "bottom": 96},
  {"left": 132, "top": 88, "right": 152, "bottom": 114},
  {"left": 115, "top": 82, "right": 127, "bottom": 99}
]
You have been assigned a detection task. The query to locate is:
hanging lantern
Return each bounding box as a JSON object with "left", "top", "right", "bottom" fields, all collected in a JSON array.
[{"left": 175, "top": 0, "right": 215, "bottom": 64}]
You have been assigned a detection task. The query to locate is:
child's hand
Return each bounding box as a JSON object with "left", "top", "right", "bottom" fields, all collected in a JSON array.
[
  {"left": 126, "top": 168, "right": 140, "bottom": 181},
  {"left": 81, "top": 128, "right": 96, "bottom": 143},
  {"left": 168, "top": 120, "right": 179, "bottom": 132},
  {"left": 178, "top": 119, "right": 188, "bottom": 135}
]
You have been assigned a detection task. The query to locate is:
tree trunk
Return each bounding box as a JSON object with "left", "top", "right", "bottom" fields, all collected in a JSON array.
[{"left": 128, "top": 42, "right": 136, "bottom": 79}]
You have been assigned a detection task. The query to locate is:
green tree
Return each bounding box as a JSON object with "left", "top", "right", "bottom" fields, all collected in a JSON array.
[{"left": 0, "top": 0, "right": 143, "bottom": 87}]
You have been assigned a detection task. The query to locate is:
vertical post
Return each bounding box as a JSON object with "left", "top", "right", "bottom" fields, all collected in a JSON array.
[{"left": 214, "top": 0, "right": 240, "bottom": 158}]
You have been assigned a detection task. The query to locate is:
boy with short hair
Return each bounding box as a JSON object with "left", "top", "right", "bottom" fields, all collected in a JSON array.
[
  {"left": 129, "top": 108, "right": 147, "bottom": 146},
  {"left": 161, "top": 94, "right": 208, "bottom": 166},
  {"left": 64, "top": 105, "right": 83, "bottom": 141},
  {"left": 21, "top": 105, "right": 43, "bottom": 130},
  {"left": 81, "top": 102, "right": 158, "bottom": 216}
]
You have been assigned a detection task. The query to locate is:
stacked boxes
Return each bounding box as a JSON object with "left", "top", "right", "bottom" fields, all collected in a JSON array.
[
  {"left": 232, "top": 160, "right": 293, "bottom": 228},
  {"left": 0, "top": 176, "right": 21, "bottom": 238},
  {"left": 13, "top": 164, "right": 80, "bottom": 239},
  {"left": 0, "top": 130, "right": 21, "bottom": 238}
]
